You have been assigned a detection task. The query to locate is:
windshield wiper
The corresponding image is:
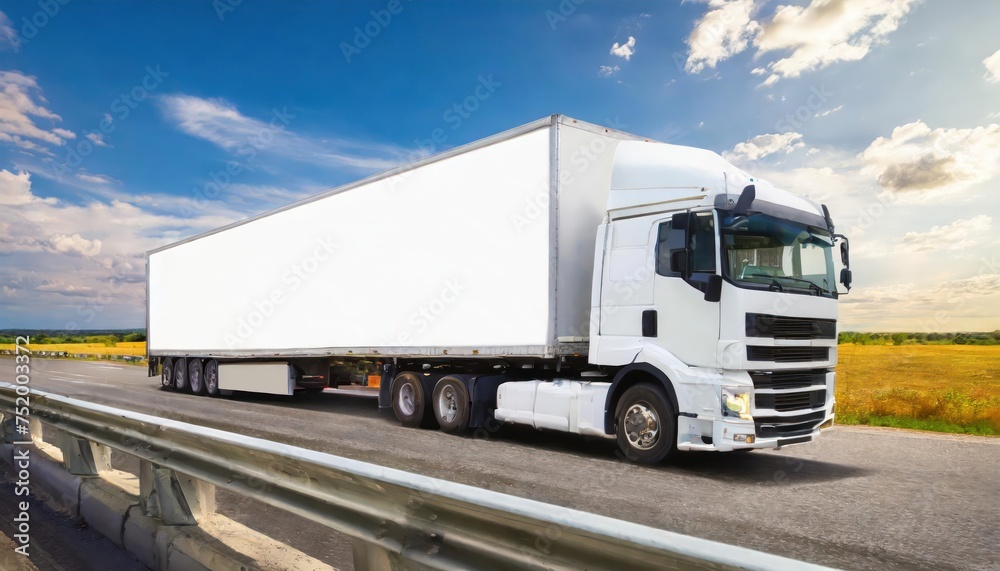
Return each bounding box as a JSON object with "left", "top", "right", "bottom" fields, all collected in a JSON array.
[
  {"left": 771, "top": 275, "right": 826, "bottom": 295},
  {"left": 743, "top": 273, "right": 784, "bottom": 292},
  {"left": 743, "top": 273, "right": 825, "bottom": 295}
]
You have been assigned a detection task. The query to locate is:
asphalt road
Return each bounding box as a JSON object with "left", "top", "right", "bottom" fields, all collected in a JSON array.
[{"left": 2, "top": 357, "right": 998, "bottom": 571}]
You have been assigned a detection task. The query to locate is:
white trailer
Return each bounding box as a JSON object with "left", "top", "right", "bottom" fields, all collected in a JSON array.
[{"left": 148, "top": 115, "right": 852, "bottom": 463}]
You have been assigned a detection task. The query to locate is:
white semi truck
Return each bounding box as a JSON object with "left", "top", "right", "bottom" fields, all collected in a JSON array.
[{"left": 147, "top": 115, "right": 851, "bottom": 463}]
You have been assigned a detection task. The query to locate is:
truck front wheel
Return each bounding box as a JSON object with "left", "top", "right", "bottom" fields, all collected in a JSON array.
[
  {"left": 615, "top": 383, "right": 676, "bottom": 464},
  {"left": 391, "top": 372, "right": 436, "bottom": 429}
]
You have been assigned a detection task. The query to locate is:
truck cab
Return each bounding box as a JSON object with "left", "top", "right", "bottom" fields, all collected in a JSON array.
[{"left": 584, "top": 141, "right": 849, "bottom": 461}]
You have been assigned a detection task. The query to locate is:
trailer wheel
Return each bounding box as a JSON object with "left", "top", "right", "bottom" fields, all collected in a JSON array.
[
  {"left": 174, "top": 357, "right": 188, "bottom": 392},
  {"left": 432, "top": 377, "right": 470, "bottom": 433},
  {"left": 391, "top": 372, "right": 436, "bottom": 429},
  {"left": 615, "top": 383, "right": 676, "bottom": 464},
  {"left": 204, "top": 359, "right": 220, "bottom": 397},
  {"left": 188, "top": 358, "right": 205, "bottom": 395},
  {"left": 161, "top": 358, "right": 174, "bottom": 389}
]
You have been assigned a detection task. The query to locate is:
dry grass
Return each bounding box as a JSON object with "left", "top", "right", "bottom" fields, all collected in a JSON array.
[{"left": 836, "top": 344, "right": 1000, "bottom": 435}]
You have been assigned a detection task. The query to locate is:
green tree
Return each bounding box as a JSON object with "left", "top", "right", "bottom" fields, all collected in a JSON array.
[{"left": 891, "top": 333, "right": 907, "bottom": 346}]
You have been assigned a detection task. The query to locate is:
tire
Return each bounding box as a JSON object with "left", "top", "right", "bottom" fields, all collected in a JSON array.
[
  {"left": 615, "top": 383, "right": 677, "bottom": 464},
  {"left": 188, "top": 358, "right": 205, "bottom": 395},
  {"left": 161, "top": 358, "right": 174, "bottom": 389},
  {"left": 204, "top": 359, "right": 220, "bottom": 397},
  {"left": 391, "top": 372, "right": 437, "bottom": 429},
  {"left": 432, "top": 377, "right": 471, "bottom": 433},
  {"left": 173, "top": 357, "right": 188, "bottom": 392}
]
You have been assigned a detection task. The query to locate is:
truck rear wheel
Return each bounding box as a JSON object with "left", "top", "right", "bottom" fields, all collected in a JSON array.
[
  {"left": 161, "top": 358, "right": 174, "bottom": 389},
  {"left": 432, "top": 377, "right": 470, "bottom": 433},
  {"left": 188, "top": 358, "right": 205, "bottom": 395},
  {"left": 204, "top": 359, "right": 220, "bottom": 397},
  {"left": 174, "top": 357, "right": 188, "bottom": 392},
  {"left": 615, "top": 383, "right": 676, "bottom": 464},
  {"left": 391, "top": 372, "right": 436, "bottom": 429}
]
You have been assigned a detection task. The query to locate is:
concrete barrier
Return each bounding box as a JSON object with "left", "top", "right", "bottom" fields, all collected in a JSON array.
[{"left": 0, "top": 430, "right": 334, "bottom": 570}]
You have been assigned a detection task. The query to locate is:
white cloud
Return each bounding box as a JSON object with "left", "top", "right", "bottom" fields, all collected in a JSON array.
[
  {"left": 861, "top": 120, "right": 1000, "bottom": 195},
  {"left": 49, "top": 233, "right": 103, "bottom": 257},
  {"left": 682, "top": 0, "right": 919, "bottom": 85},
  {"left": 610, "top": 36, "right": 636, "bottom": 60},
  {"left": 724, "top": 131, "right": 804, "bottom": 163},
  {"left": 898, "top": 215, "right": 992, "bottom": 253},
  {"left": 598, "top": 65, "right": 620, "bottom": 78},
  {"left": 76, "top": 172, "right": 116, "bottom": 185},
  {"left": 0, "top": 71, "right": 75, "bottom": 152},
  {"left": 0, "top": 11, "right": 15, "bottom": 50},
  {"left": 754, "top": 0, "right": 920, "bottom": 85},
  {"left": 86, "top": 132, "right": 109, "bottom": 147},
  {"left": 684, "top": 0, "right": 760, "bottom": 74},
  {"left": 984, "top": 49, "right": 1000, "bottom": 83},
  {"left": 815, "top": 105, "right": 844, "bottom": 118},
  {"left": 159, "top": 94, "right": 408, "bottom": 170}
]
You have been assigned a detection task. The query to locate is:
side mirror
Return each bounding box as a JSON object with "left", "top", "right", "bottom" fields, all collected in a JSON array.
[
  {"left": 840, "top": 268, "right": 852, "bottom": 290},
  {"left": 704, "top": 274, "right": 723, "bottom": 302},
  {"left": 840, "top": 241, "right": 849, "bottom": 267},
  {"left": 670, "top": 250, "right": 688, "bottom": 274}
]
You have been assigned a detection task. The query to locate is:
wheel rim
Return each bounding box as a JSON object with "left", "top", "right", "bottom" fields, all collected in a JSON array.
[
  {"left": 161, "top": 366, "right": 172, "bottom": 388},
  {"left": 623, "top": 401, "right": 660, "bottom": 450},
  {"left": 398, "top": 382, "right": 416, "bottom": 416},
  {"left": 437, "top": 385, "right": 459, "bottom": 423}
]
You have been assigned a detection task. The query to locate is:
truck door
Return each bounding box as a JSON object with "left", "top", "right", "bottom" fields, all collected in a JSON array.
[{"left": 650, "top": 210, "right": 721, "bottom": 368}]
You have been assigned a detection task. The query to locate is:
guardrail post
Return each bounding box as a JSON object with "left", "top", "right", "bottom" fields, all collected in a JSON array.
[
  {"left": 139, "top": 459, "right": 216, "bottom": 525},
  {"left": 56, "top": 429, "right": 110, "bottom": 476},
  {"left": 353, "top": 539, "right": 421, "bottom": 571}
]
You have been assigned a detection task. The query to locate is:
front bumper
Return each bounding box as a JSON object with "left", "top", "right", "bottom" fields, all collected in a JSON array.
[{"left": 676, "top": 413, "right": 835, "bottom": 452}]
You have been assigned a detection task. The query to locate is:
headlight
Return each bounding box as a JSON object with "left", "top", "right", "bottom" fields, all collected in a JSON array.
[{"left": 721, "top": 387, "right": 752, "bottom": 421}]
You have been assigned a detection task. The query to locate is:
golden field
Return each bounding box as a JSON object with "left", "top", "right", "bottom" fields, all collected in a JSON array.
[
  {"left": 836, "top": 344, "right": 1000, "bottom": 435},
  {"left": 0, "top": 341, "right": 146, "bottom": 357}
]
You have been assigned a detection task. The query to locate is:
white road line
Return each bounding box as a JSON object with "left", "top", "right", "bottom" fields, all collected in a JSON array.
[
  {"left": 88, "top": 364, "right": 123, "bottom": 370},
  {"left": 50, "top": 371, "right": 96, "bottom": 378},
  {"left": 48, "top": 377, "right": 87, "bottom": 384}
]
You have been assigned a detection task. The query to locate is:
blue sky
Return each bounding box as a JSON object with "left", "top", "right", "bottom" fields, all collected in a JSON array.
[{"left": 1, "top": 0, "right": 999, "bottom": 331}]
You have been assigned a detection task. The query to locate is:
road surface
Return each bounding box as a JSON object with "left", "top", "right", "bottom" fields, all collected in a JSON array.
[{"left": 2, "top": 357, "right": 998, "bottom": 571}]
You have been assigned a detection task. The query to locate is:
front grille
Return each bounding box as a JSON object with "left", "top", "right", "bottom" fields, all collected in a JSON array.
[
  {"left": 747, "top": 346, "right": 829, "bottom": 363},
  {"left": 755, "top": 411, "right": 826, "bottom": 438},
  {"left": 755, "top": 389, "right": 826, "bottom": 412},
  {"left": 750, "top": 369, "right": 827, "bottom": 390},
  {"left": 746, "top": 313, "right": 836, "bottom": 340}
]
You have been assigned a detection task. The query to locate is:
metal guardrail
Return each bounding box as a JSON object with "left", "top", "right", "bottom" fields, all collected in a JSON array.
[{"left": 0, "top": 384, "right": 835, "bottom": 570}]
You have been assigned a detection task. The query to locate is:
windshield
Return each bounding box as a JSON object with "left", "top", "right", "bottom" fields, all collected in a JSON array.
[{"left": 720, "top": 213, "right": 835, "bottom": 296}]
